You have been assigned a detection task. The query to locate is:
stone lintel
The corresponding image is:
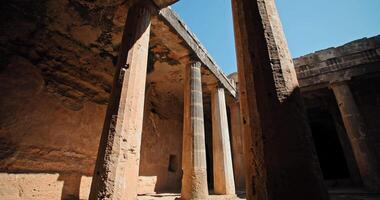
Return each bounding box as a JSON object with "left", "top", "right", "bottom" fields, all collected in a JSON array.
[
  {"left": 294, "top": 35, "right": 380, "bottom": 88},
  {"left": 298, "top": 61, "right": 380, "bottom": 89},
  {"left": 158, "top": 8, "right": 237, "bottom": 98}
]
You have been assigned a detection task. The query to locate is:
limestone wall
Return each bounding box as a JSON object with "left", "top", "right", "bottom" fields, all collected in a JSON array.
[
  {"left": 0, "top": 55, "right": 105, "bottom": 199},
  {"left": 0, "top": 0, "right": 184, "bottom": 198}
]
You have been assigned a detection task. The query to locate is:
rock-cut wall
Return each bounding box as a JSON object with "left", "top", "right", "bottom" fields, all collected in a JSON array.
[{"left": 0, "top": 0, "right": 184, "bottom": 198}]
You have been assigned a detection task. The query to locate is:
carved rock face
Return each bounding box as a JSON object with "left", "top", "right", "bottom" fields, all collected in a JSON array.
[{"left": 152, "top": 0, "right": 179, "bottom": 8}]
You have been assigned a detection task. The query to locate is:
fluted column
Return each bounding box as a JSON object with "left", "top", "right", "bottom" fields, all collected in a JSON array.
[
  {"left": 331, "top": 81, "right": 380, "bottom": 191},
  {"left": 181, "top": 62, "right": 209, "bottom": 200},
  {"left": 229, "top": 102, "right": 245, "bottom": 191},
  {"left": 211, "top": 87, "right": 236, "bottom": 195},
  {"left": 231, "top": 0, "right": 329, "bottom": 199},
  {"left": 89, "top": 2, "right": 153, "bottom": 199}
]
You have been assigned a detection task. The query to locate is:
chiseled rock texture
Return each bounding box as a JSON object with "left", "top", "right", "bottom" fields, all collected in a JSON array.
[
  {"left": 294, "top": 35, "right": 380, "bottom": 155},
  {"left": 0, "top": 0, "right": 185, "bottom": 198}
]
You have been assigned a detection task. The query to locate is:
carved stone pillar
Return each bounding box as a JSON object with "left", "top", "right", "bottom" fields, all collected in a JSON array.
[
  {"left": 89, "top": 2, "right": 153, "bottom": 199},
  {"left": 181, "top": 62, "right": 209, "bottom": 200},
  {"left": 229, "top": 102, "right": 245, "bottom": 191},
  {"left": 211, "top": 87, "right": 236, "bottom": 195},
  {"left": 331, "top": 81, "right": 380, "bottom": 191},
  {"left": 231, "top": 0, "right": 329, "bottom": 199}
]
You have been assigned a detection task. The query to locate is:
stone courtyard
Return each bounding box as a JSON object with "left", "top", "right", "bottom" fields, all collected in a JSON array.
[{"left": 0, "top": 0, "right": 380, "bottom": 200}]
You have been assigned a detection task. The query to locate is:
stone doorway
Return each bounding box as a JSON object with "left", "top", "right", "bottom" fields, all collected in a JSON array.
[{"left": 307, "top": 107, "right": 351, "bottom": 181}]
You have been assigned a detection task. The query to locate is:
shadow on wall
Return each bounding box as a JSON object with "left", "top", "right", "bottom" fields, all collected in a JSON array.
[
  {"left": 0, "top": 171, "right": 92, "bottom": 200},
  {"left": 0, "top": 44, "right": 105, "bottom": 200}
]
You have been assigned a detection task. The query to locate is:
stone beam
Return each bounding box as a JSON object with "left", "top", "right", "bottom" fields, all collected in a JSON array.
[
  {"left": 298, "top": 62, "right": 380, "bottom": 89},
  {"left": 294, "top": 35, "right": 380, "bottom": 88},
  {"left": 158, "top": 8, "right": 237, "bottom": 98},
  {"left": 231, "top": 0, "right": 329, "bottom": 199},
  {"left": 89, "top": 2, "right": 153, "bottom": 199}
]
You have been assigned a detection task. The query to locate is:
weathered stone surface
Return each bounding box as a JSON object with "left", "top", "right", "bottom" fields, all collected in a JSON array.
[
  {"left": 229, "top": 102, "right": 245, "bottom": 191},
  {"left": 152, "top": 0, "right": 179, "bottom": 8},
  {"left": 231, "top": 0, "right": 329, "bottom": 199},
  {"left": 294, "top": 35, "right": 380, "bottom": 89},
  {"left": 0, "top": 0, "right": 235, "bottom": 199},
  {"left": 89, "top": 2, "right": 152, "bottom": 199},
  {"left": 0, "top": 173, "right": 92, "bottom": 200},
  {"left": 0, "top": 55, "right": 104, "bottom": 200},
  {"left": 227, "top": 73, "right": 245, "bottom": 191},
  {"left": 331, "top": 82, "right": 380, "bottom": 191},
  {"left": 0, "top": 56, "right": 106, "bottom": 175},
  {"left": 294, "top": 34, "right": 380, "bottom": 191},
  {"left": 70, "top": 25, "right": 102, "bottom": 46},
  {"left": 158, "top": 8, "right": 237, "bottom": 98},
  {"left": 211, "top": 87, "right": 235, "bottom": 195},
  {"left": 181, "top": 62, "right": 208, "bottom": 200}
]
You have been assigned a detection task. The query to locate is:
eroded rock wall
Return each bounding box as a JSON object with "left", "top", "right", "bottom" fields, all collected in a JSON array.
[{"left": 0, "top": 0, "right": 184, "bottom": 198}]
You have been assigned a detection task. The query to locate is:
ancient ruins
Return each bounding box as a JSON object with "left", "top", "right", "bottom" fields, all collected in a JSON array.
[{"left": 0, "top": 0, "right": 379, "bottom": 199}]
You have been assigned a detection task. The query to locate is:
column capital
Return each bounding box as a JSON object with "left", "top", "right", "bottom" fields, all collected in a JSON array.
[
  {"left": 127, "top": 0, "right": 160, "bottom": 15},
  {"left": 189, "top": 61, "right": 202, "bottom": 70},
  {"left": 329, "top": 80, "right": 349, "bottom": 90},
  {"left": 329, "top": 76, "right": 352, "bottom": 87}
]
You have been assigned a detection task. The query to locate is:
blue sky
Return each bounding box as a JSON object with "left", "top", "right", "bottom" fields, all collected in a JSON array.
[{"left": 172, "top": 0, "right": 380, "bottom": 74}]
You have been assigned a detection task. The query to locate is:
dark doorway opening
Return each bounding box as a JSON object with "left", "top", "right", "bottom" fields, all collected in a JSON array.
[
  {"left": 204, "top": 105, "right": 214, "bottom": 191},
  {"left": 307, "top": 107, "right": 350, "bottom": 180}
]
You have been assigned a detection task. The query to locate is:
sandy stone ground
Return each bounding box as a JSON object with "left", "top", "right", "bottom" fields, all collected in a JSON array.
[
  {"left": 137, "top": 193, "right": 245, "bottom": 200},
  {"left": 137, "top": 191, "right": 380, "bottom": 200},
  {"left": 329, "top": 189, "right": 380, "bottom": 200}
]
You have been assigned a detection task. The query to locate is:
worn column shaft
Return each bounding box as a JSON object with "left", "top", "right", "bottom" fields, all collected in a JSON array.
[
  {"left": 181, "top": 62, "right": 208, "bottom": 200},
  {"left": 231, "top": 0, "right": 329, "bottom": 199},
  {"left": 331, "top": 82, "right": 380, "bottom": 191},
  {"left": 89, "top": 2, "right": 152, "bottom": 200},
  {"left": 211, "top": 87, "right": 236, "bottom": 195},
  {"left": 229, "top": 102, "right": 245, "bottom": 191}
]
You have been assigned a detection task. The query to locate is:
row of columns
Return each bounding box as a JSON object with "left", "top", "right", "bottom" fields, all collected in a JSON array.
[
  {"left": 181, "top": 62, "right": 239, "bottom": 199},
  {"left": 88, "top": 2, "right": 239, "bottom": 199},
  {"left": 88, "top": 0, "right": 380, "bottom": 200},
  {"left": 330, "top": 81, "right": 380, "bottom": 191}
]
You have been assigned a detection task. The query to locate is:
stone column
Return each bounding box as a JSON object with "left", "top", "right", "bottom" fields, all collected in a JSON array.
[
  {"left": 331, "top": 81, "right": 380, "bottom": 191},
  {"left": 328, "top": 101, "right": 362, "bottom": 186},
  {"left": 211, "top": 87, "right": 236, "bottom": 195},
  {"left": 89, "top": 2, "right": 153, "bottom": 200},
  {"left": 231, "top": 0, "right": 329, "bottom": 199},
  {"left": 229, "top": 102, "right": 245, "bottom": 191},
  {"left": 181, "top": 62, "right": 209, "bottom": 200}
]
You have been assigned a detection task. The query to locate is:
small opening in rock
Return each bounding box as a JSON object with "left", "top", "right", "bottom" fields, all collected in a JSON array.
[{"left": 168, "top": 154, "right": 178, "bottom": 172}]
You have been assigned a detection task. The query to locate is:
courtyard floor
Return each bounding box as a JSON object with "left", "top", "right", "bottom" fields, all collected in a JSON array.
[{"left": 136, "top": 189, "right": 380, "bottom": 200}]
